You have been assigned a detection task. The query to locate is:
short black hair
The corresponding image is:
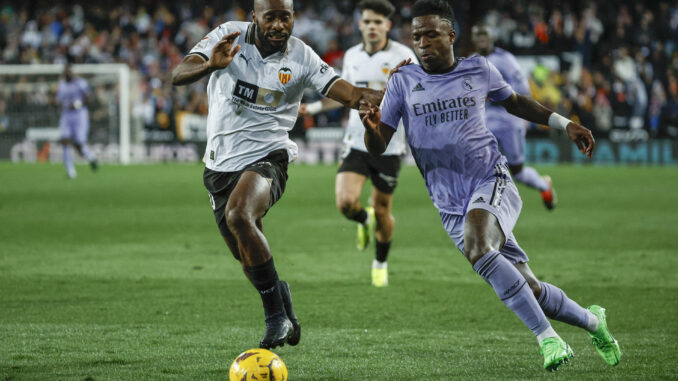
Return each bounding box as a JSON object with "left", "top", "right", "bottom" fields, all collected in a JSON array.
[
  {"left": 412, "top": 0, "right": 455, "bottom": 27},
  {"left": 358, "top": 0, "right": 396, "bottom": 19}
]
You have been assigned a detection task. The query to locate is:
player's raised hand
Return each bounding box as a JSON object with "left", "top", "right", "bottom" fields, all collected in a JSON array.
[
  {"left": 359, "top": 100, "right": 381, "bottom": 131},
  {"left": 207, "top": 32, "right": 242, "bottom": 70},
  {"left": 388, "top": 58, "right": 412, "bottom": 81},
  {"left": 358, "top": 88, "right": 384, "bottom": 108},
  {"left": 566, "top": 122, "right": 595, "bottom": 158}
]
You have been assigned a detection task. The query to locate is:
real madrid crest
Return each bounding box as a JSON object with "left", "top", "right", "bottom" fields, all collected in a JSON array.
[
  {"left": 278, "top": 67, "right": 292, "bottom": 85},
  {"left": 462, "top": 76, "right": 473, "bottom": 91}
]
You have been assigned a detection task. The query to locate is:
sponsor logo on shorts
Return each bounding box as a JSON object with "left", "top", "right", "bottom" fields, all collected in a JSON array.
[{"left": 378, "top": 172, "right": 397, "bottom": 187}]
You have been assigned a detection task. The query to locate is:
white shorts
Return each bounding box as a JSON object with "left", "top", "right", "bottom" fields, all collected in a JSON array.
[{"left": 440, "top": 167, "right": 529, "bottom": 264}]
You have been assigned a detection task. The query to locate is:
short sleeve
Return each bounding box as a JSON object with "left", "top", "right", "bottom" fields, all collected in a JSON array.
[
  {"left": 188, "top": 24, "right": 230, "bottom": 61},
  {"left": 487, "top": 59, "right": 514, "bottom": 102},
  {"left": 303, "top": 45, "right": 340, "bottom": 96},
  {"left": 379, "top": 74, "right": 404, "bottom": 130}
]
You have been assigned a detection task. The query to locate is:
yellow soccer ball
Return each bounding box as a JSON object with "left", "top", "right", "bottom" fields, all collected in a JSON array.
[{"left": 229, "top": 348, "right": 288, "bottom": 381}]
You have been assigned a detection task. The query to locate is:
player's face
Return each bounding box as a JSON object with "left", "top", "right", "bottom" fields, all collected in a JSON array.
[
  {"left": 411, "top": 15, "right": 456, "bottom": 73},
  {"left": 472, "top": 25, "right": 492, "bottom": 55},
  {"left": 253, "top": 0, "right": 294, "bottom": 53},
  {"left": 358, "top": 10, "right": 391, "bottom": 46}
]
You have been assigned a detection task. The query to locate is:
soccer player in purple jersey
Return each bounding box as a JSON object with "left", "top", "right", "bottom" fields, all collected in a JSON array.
[
  {"left": 472, "top": 24, "right": 556, "bottom": 210},
  {"left": 56, "top": 64, "right": 98, "bottom": 179},
  {"left": 359, "top": 0, "right": 620, "bottom": 371}
]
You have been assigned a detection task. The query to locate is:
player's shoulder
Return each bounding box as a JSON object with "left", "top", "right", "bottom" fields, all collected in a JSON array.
[
  {"left": 219, "top": 21, "right": 250, "bottom": 34},
  {"left": 459, "top": 54, "right": 490, "bottom": 70},
  {"left": 388, "top": 40, "right": 414, "bottom": 54},
  {"left": 344, "top": 43, "right": 363, "bottom": 58},
  {"left": 286, "top": 35, "right": 314, "bottom": 57}
]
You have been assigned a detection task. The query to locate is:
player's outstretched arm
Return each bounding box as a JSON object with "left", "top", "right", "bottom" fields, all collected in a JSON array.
[
  {"left": 359, "top": 100, "right": 395, "bottom": 156},
  {"left": 172, "top": 31, "right": 242, "bottom": 86},
  {"left": 499, "top": 93, "right": 595, "bottom": 158},
  {"left": 299, "top": 98, "right": 345, "bottom": 117},
  {"left": 326, "top": 79, "right": 384, "bottom": 110}
]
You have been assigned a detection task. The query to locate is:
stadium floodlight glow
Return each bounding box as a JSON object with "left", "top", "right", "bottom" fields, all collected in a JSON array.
[{"left": 0, "top": 64, "right": 133, "bottom": 164}]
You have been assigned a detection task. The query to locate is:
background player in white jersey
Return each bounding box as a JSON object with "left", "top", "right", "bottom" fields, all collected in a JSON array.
[
  {"left": 300, "top": 0, "right": 417, "bottom": 287},
  {"left": 360, "top": 0, "right": 619, "bottom": 371},
  {"left": 472, "top": 24, "right": 556, "bottom": 209},
  {"left": 57, "top": 63, "right": 98, "bottom": 179},
  {"left": 171, "top": 0, "right": 382, "bottom": 350}
]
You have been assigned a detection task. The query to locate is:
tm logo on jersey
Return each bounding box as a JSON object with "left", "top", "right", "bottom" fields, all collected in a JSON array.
[{"left": 233, "top": 79, "right": 283, "bottom": 111}]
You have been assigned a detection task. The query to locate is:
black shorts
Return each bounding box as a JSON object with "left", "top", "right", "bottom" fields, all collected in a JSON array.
[
  {"left": 203, "top": 149, "right": 289, "bottom": 237},
  {"left": 337, "top": 148, "right": 401, "bottom": 194}
]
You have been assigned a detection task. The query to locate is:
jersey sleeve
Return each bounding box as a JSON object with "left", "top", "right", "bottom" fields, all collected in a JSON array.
[
  {"left": 303, "top": 44, "right": 341, "bottom": 96},
  {"left": 188, "top": 24, "right": 230, "bottom": 61},
  {"left": 506, "top": 56, "right": 530, "bottom": 95},
  {"left": 379, "top": 74, "right": 404, "bottom": 130},
  {"left": 487, "top": 59, "right": 514, "bottom": 102}
]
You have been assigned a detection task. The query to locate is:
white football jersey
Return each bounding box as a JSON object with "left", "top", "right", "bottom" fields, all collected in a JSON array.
[
  {"left": 189, "top": 21, "right": 340, "bottom": 171},
  {"left": 341, "top": 40, "right": 418, "bottom": 156}
]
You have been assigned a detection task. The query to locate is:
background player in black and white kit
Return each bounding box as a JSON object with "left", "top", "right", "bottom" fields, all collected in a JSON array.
[
  {"left": 172, "top": 0, "right": 382, "bottom": 349},
  {"left": 300, "top": 0, "right": 417, "bottom": 287}
]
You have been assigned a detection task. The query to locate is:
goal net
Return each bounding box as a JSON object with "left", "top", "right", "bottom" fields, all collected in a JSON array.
[{"left": 0, "top": 64, "right": 137, "bottom": 164}]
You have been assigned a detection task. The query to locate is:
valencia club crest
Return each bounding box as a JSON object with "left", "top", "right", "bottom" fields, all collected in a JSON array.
[{"left": 278, "top": 67, "right": 292, "bottom": 85}]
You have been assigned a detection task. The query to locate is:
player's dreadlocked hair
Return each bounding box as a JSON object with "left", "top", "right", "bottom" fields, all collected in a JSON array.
[
  {"left": 358, "top": 0, "right": 396, "bottom": 19},
  {"left": 412, "top": 0, "right": 455, "bottom": 27}
]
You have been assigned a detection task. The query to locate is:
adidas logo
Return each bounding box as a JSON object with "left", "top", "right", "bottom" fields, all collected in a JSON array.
[
  {"left": 412, "top": 83, "right": 425, "bottom": 92},
  {"left": 472, "top": 197, "right": 485, "bottom": 204}
]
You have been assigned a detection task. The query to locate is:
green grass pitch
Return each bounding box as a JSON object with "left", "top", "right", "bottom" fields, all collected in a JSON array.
[{"left": 1, "top": 162, "right": 677, "bottom": 380}]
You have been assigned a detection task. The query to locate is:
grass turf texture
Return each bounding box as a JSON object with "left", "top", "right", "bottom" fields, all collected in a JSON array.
[{"left": 1, "top": 163, "right": 677, "bottom": 380}]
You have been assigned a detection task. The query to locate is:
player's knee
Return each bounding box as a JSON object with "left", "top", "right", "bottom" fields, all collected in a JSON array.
[
  {"left": 463, "top": 234, "right": 493, "bottom": 265},
  {"left": 373, "top": 203, "right": 391, "bottom": 224},
  {"left": 336, "top": 197, "right": 358, "bottom": 216},
  {"left": 509, "top": 164, "right": 523, "bottom": 175},
  {"left": 225, "top": 207, "right": 253, "bottom": 232},
  {"left": 528, "top": 280, "right": 542, "bottom": 298}
]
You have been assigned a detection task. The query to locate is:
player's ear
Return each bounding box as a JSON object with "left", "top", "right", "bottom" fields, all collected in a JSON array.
[
  {"left": 449, "top": 29, "right": 456, "bottom": 44},
  {"left": 386, "top": 20, "right": 392, "bottom": 31}
]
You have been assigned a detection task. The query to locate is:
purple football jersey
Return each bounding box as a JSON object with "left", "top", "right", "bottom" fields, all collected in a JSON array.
[
  {"left": 484, "top": 48, "right": 530, "bottom": 132},
  {"left": 56, "top": 77, "right": 89, "bottom": 112},
  {"left": 380, "top": 56, "right": 514, "bottom": 214}
]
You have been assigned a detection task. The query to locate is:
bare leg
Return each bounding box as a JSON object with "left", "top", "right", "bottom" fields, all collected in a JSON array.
[{"left": 335, "top": 172, "right": 368, "bottom": 222}]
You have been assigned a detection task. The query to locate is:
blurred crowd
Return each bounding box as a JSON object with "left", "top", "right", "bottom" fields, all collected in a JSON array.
[{"left": 1, "top": 0, "right": 677, "bottom": 140}]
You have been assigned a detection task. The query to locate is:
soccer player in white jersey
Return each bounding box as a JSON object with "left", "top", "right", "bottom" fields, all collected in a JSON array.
[
  {"left": 300, "top": 0, "right": 418, "bottom": 287},
  {"left": 171, "top": 0, "right": 382, "bottom": 350},
  {"left": 57, "top": 63, "right": 98, "bottom": 179},
  {"left": 472, "top": 24, "right": 556, "bottom": 210},
  {"left": 360, "top": 0, "right": 620, "bottom": 371}
]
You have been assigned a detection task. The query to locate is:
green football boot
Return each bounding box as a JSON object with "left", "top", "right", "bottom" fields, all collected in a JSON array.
[
  {"left": 587, "top": 305, "right": 621, "bottom": 366},
  {"left": 356, "top": 206, "right": 375, "bottom": 251},
  {"left": 540, "top": 337, "right": 574, "bottom": 372}
]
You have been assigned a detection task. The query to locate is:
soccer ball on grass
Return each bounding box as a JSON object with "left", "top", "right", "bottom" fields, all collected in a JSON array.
[{"left": 229, "top": 348, "right": 288, "bottom": 381}]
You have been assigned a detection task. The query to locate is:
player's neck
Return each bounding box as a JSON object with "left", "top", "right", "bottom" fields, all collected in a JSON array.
[
  {"left": 424, "top": 55, "right": 458, "bottom": 75},
  {"left": 364, "top": 38, "right": 388, "bottom": 55}
]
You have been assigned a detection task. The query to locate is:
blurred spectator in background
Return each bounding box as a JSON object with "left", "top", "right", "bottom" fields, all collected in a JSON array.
[{"left": 0, "top": 0, "right": 677, "bottom": 140}]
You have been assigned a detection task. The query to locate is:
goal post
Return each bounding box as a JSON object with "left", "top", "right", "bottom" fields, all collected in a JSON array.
[{"left": 0, "top": 63, "right": 135, "bottom": 164}]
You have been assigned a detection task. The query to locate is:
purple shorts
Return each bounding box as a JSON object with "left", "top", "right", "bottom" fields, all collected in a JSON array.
[
  {"left": 439, "top": 166, "right": 529, "bottom": 264},
  {"left": 59, "top": 109, "right": 90, "bottom": 144}
]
